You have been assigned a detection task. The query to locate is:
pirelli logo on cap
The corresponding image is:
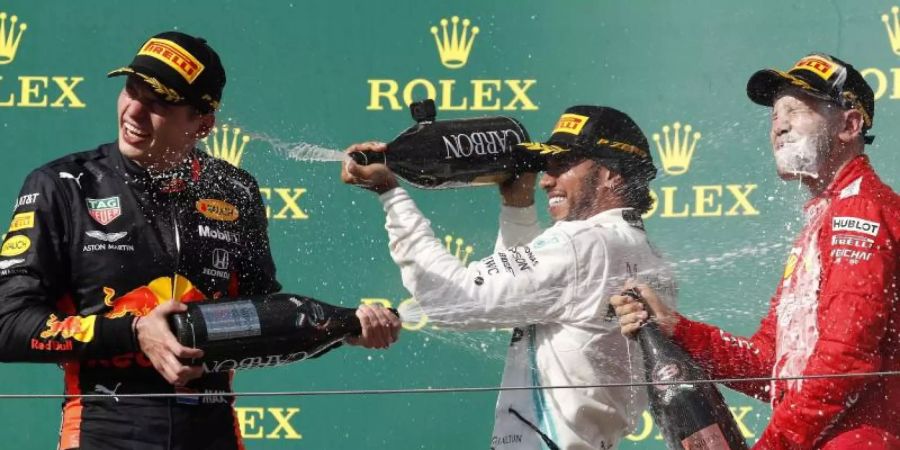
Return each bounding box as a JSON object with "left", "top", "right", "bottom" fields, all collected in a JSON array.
[
  {"left": 139, "top": 38, "right": 205, "bottom": 84},
  {"left": 552, "top": 113, "right": 589, "bottom": 136},
  {"left": 791, "top": 56, "right": 836, "bottom": 81}
]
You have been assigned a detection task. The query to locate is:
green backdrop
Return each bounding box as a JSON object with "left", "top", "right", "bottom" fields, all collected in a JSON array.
[{"left": 1, "top": 1, "right": 898, "bottom": 448}]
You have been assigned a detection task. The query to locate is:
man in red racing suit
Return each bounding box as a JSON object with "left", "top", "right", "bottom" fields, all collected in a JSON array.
[
  {"left": 612, "top": 54, "right": 900, "bottom": 449},
  {"left": 673, "top": 154, "right": 899, "bottom": 449}
]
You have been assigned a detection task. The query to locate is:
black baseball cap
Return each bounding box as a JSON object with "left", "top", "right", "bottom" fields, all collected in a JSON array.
[
  {"left": 747, "top": 53, "right": 875, "bottom": 144},
  {"left": 108, "top": 31, "right": 226, "bottom": 114},
  {"left": 517, "top": 106, "right": 657, "bottom": 180}
]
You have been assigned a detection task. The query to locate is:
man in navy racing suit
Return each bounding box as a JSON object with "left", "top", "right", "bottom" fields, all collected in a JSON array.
[{"left": 0, "top": 31, "right": 400, "bottom": 450}]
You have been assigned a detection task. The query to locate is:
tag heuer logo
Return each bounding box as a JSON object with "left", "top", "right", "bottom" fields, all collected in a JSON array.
[{"left": 86, "top": 197, "right": 122, "bottom": 225}]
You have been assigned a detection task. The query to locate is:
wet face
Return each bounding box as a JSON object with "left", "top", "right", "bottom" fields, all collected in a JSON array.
[
  {"left": 769, "top": 89, "right": 840, "bottom": 180},
  {"left": 117, "top": 76, "right": 214, "bottom": 170},
  {"left": 540, "top": 155, "right": 612, "bottom": 221}
]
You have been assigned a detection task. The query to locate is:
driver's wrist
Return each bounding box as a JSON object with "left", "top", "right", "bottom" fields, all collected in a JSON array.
[
  {"left": 131, "top": 316, "right": 142, "bottom": 350},
  {"left": 657, "top": 313, "right": 678, "bottom": 336},
  {"left": 501, "top": 196, "right": 534, "bottom": 207},
  {"left": 370, "top": 181, "right": 399, "bottom": 195}
]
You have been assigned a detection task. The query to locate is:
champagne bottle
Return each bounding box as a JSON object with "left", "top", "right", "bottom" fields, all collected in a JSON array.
[
  {"left": 634, "top": 297, "right": 748, "bottom": 449},
  {"left": 349, "top": 99, "right": 541, "bottom": 189},
  {"left": 168, "top": 293, "right": 371, "bottom": 372}
]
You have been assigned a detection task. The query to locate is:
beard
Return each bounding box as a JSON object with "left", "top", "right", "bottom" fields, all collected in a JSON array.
[
  {"left": 774, "top": 129, "right": 832, "bottom": 180},
  {"left": 564, "top": 170, "right": 603, "bottom": 221}
]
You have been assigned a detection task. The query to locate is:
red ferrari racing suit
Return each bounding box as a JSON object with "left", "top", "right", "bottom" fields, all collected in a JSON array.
[{"left": 672, "top": 155, "right": 899, "bottom": 449}]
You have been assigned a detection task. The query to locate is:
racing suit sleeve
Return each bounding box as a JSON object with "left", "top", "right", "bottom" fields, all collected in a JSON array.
[
  {"left": 383, "top": 188, "right": 582, "bottom": 330},
  {"left": 0, "top": 169, "right": 137, "bottom": 361},
  {"left": 672, "top": 301, "right": 777, "bottom": 401},
  {"left": 494, "top": 204, "right": 542, "bottom": 251},
  {"left": 754, "top": 198, "right": 897, "bottom": 450},
  {"left": 237, "top": 177, "right": 282, "bottom": 296}
]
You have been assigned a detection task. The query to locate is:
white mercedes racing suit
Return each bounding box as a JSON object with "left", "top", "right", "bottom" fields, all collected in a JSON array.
[{"left": 382, "top": 188, "right": 676, "bottom": 450}]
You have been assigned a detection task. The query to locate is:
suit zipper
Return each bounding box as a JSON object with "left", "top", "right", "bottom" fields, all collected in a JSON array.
[{"left": 171, "top": 201, "right": 181, "bottom": 301}]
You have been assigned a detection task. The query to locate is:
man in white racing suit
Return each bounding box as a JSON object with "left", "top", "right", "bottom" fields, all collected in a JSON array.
[{"left": 342, "top": 106, "right": 676, "bottom": 450}]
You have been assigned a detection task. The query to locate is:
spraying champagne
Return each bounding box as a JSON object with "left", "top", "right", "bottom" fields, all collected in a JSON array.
[{"left": 628, "top": 289, "right": 749, "bottom": 450}]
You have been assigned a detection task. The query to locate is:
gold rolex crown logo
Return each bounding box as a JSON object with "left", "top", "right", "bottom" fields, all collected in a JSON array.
[
  {"left": 653, "top": 122, "right": 701, "bottom": 176},
  {"left": 0, "top": 12, "right": 27, "bottom": 65},
  {"left": 202, "top": 125, "right": 250, "bottom": 167},
  {"left": 882, "top": 6, "right": 900, "bottom": 56},
  {"left": 444, "top": 234, "right": 474, "bottom": 265},
  {"left": 430, "top": 16, "right": 479, "bottom": 69}
]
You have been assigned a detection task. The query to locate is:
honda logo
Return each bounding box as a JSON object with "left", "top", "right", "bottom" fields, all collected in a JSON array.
[{"left": 212, "top": 248, "right": 230, "bottom": 270}]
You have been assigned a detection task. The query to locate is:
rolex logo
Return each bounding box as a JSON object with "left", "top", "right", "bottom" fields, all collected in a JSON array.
[
  {"left": 202, "top": 125, "right": 250, "bottom": 167},
  {"left": 444, "top": 234, "right": 474, "bottom": 265},
  {"left": 0, "top": 12, "right": 27, "bottom": 65},
  {"left": 653, "top": 122, "right": 701, "bottom": 176},
  {"left": 430, "top": 16, "right": 479, "bottom": 69},
  {"left": 882, "top": 6, "right": 900, "bottom": 56},
  {"left": 367, "top": 15, "right": 537, "bottom": 111}
]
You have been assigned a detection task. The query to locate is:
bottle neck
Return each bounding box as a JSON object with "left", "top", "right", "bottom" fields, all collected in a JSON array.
[{"left": 349, "top": 150, "right": 387, "bottom": 166}]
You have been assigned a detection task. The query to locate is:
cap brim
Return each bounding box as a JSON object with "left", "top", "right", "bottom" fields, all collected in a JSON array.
[
  {"left": 747, "top": 69, "right": 831, "bottom": 106},
  {"left": 516, "top": 131, "right": 591, "bottom": 156},
  {"left": 515, "top": 142, "right": 573, "bottom": 157},
  {"left": 107, "top": 66, "right": 134, "bottom": 78},
  {"left": 106, "top": 66, "right": 186, "bottom": 105}
]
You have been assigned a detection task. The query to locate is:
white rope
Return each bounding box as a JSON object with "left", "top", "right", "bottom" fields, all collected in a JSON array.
[{"left": 2, "top": 370, "right": 899, "bottom": 400}]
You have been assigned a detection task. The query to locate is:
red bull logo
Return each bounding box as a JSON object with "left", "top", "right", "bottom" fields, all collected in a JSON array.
[
  {"left": 104, "top": 275, "right": 206, "bottom": 319},
  {"left": 39, "top": 314, "right": 96, "bottom": 342}
]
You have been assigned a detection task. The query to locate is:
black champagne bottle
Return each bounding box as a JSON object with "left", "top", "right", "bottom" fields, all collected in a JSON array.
[
  {"left": 168, "top": 293, "right": 366, "bottom": 372},
  {"left": 349, "top": 99, "right": 541, "bottom": 189},
  {"left": 637, "top": 319, "right": 748, "bottom": 450}
]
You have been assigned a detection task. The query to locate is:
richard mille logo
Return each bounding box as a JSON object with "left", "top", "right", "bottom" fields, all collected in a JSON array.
[
  {"left": 643, "top": 121, "right": 759, "bottom": 219},
  {"left": 367, "top": 15, "right": 538, "bottom": 112},
  {"left": 202, "top": 125, "right": 308, "bottom": 220}
]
